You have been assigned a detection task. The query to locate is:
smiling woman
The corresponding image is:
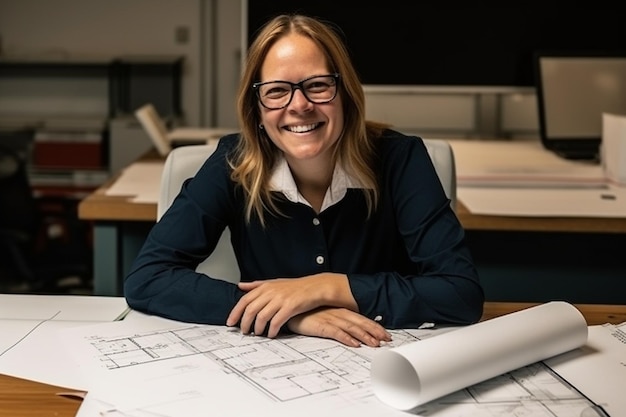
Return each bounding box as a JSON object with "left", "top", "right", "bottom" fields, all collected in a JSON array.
[{"left": 124, "top": 13, "right": 484, "bottom": 349}]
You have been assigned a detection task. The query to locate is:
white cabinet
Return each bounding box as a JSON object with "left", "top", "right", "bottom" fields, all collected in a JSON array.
[{"left": 108, "top": 117, "right": 153, "bottom": 175}]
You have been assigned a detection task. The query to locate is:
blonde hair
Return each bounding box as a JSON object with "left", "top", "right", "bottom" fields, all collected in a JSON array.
[{"left": 231, "top": 14, "right": 387, "bottom": 224}]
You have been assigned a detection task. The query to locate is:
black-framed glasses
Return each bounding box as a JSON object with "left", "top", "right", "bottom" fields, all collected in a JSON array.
[{"left": 252, "top": 73, "right": 340, "bottom": 110}]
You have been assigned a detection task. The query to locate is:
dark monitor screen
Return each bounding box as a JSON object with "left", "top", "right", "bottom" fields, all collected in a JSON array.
[
  {"left": 245, "top": 3, "right": 626, "bottom": 88},
  {"left": 534, "top": 52, "right": 626, "bottom": 160}
]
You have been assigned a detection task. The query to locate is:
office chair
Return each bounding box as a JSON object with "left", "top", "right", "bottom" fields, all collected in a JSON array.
[
  {"left": 0, "top": 141, "right": 40, "bottom": 287},
  {"left": 0, "top": 133, "right": 93, "bottom": 293},
  {"left": 157, "top": 138, "right": 457, "bottom": 283},
  {"left": 134, "top": 103, "right": 234, "bottom": 157},
  {"left": 422, "top": 138, "right": 457, "bottom": 210},
  {"left": 158, "top": 142, "right": 239, "bottom": 283}
]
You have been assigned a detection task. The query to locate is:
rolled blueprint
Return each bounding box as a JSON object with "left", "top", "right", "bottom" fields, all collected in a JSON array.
[{"left": 370, "top": 301, "right": 588, "bottom": 411}]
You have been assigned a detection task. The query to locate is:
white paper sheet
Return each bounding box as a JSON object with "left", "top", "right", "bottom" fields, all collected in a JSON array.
[
  {"left": 0, "top": 295, "right": 129, "bottom": 389},
  {"left": 546, "top": 322, "right": 626, "bottom": 417},
  {"left": 104, "top": 161, "right": 163, "bottom": 200},
  {"left": 0, "top": 319, "right": 96, "bottom": 389},
  {"left": 370, "top": 301, "right": 588, "bottom": 410},
  {"left": 458, "top": 185, "right": 626, "bottom": 217},
  {"left": 0, "top": 294, "right": 129, "bottom": 321}
]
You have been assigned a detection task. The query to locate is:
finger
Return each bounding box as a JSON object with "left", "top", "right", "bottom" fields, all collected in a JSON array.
[
  {"left": 226, "top": 291, "right": 257, "bottom": 328},
  {"left": 318, "top": 325, "right": 361, "bottom": 348},
  {"left": 253, "top": 304, "right": 278, "bottom": 336},
  {"left": 226, "top": 300, "right": 244, "bottom": 327},
  {"left": 238, "top": 281, "right": 261, "bottom": 291},
  {"left": 334, "top": 311, "right": 392, "bottom": 343},
  {"left": 331, "top": 317, "right": 389, "bottom": 347},
  {"left": 264, "top": 297, "right": 302, "bottom": 338},
  {"left": 265, "top": 310, "right": 289, "bottom": 339},
  {"left": 227, "top": 281, "right": 267, "bottom": 327},
  {"left": 352, "top": 321, "right": 393, "bottom": 347},
  {"left": 309, "top": 313, "right": 368, "bottom": 347},
  {"left": 239, "top": 303, "right": 261, "bottom": 334},
  {"left": 240, "top": 292, "right": 278, "bottom": 335},
  {"left": 351, "top": 328, "right": 384, "bottom": 347},
  {"left": 361, "top": 321, "right": 392, "bottom": 342}
]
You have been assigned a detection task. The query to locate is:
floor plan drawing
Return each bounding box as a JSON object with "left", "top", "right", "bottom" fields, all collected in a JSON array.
[
  {"left": 69, "top": 320, "right": 608, "bottom": 417},
  {"left": 82, "top": 325, "right": 428, "bottom": 403}
]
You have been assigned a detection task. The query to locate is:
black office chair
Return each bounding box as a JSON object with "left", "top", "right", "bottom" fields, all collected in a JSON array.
[
  {"left": 0, "top": 139, "right": 39, "bottom": 288},
  {"left": 0, "top": 131, "right": 92, "bottom": 293}
]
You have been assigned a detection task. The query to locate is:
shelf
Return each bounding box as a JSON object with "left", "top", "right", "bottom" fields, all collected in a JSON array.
[{"left": 0, "top": 54, "right": 183, "bottom": 121}]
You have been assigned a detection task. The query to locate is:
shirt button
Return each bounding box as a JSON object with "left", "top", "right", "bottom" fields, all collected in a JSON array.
[
  {"left": 316, "top": 255, "right": 324, "bottom": 265},
  {"left": 312, "top": 218, "right": 320, "bottom": 226}
]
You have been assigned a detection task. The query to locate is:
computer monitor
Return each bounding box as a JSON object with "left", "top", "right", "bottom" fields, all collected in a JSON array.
[{"left": 534, "top": 52, "right": 626, "bottom": 160}]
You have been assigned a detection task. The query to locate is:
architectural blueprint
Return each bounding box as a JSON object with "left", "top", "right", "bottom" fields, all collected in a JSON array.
[{"left": 63, "top": 313, "right": 611, "bottom": 417}]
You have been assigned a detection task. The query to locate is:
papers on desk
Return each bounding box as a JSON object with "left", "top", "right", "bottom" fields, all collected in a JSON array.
[
  {"left": 0, "top": 295, "right": 129, "bottom": 390},
  {"left": 105, "top": 161, "right": 163, "bottom": 203},
  {"left": 1, "top": 296, "right": 624, "bottom": 416},
  {"left": 448, "top": 139, "right": 626, "bottom": 217},
  {"left": 58, "top": 303, "right": 626, "bottom": 417}
]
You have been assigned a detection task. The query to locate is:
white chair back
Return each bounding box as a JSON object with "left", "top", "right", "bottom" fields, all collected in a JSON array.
[
  {"left": 158, "top": 142, "right": 239, "bottom": 282},
  {"left": 422, "top": 139, "right": 457, "bottom": 210}
]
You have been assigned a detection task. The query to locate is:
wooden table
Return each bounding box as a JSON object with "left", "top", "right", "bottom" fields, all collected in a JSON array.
[
  {"left": 0, "top": 374, "right": 83, "bottom": 417},
  {"left": 481, "top": 302, "right": 626, "bottom": 325},
  {"left": 78, "top": 151, "right": 161, "bottom": 295},
  {"left": 457, "top": 203, "right": 626, "bottom": 234}
]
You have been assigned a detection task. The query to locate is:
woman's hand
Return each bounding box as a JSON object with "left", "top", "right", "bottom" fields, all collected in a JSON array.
[
  {"left": 287, "top": 307, "right": 392, "bottom": 348},
  {"left": 226, "top": 273, "right": 357, "bottom": 338}
]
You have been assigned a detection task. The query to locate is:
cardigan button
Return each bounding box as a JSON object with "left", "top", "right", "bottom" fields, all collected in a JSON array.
[
  {"left": 315, "top": 255, "right": 324, "bottom": 265},
  {"left": 312, "top": 218, "right": 320, "bottom": 226}
]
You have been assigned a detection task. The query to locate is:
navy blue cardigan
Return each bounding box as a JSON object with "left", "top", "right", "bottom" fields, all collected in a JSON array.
[{"left": 124, "top": 130, "right": 484, "bottom": 329}]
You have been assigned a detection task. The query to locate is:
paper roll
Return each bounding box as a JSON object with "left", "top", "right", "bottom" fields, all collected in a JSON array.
[{"left": 370, "top": 301, "right": 588, "bottom": 411}]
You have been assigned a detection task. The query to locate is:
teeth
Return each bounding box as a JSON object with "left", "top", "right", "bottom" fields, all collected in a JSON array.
[{"left": 287, "top": 123, "right": 317, "bottom": 133}]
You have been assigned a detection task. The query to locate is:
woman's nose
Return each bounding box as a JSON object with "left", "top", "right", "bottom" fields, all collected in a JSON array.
[{"left": 288, "top": 88, "right": 313, "bottom": 111}]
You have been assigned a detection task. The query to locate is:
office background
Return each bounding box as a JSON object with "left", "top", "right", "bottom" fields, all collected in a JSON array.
[
  {"left": 1, "top": 1, "right": 625, "bottom": 303},
  {"left": 0, "top": 0, "right": 545, "bottom": 139},
  {"left": 0, "top": 0, "right": 625, "bottom": 138}
]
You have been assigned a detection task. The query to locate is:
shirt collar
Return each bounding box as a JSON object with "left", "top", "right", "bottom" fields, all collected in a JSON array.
[{"left": 269, "top": 155, "right": 364, "bottom": 212}]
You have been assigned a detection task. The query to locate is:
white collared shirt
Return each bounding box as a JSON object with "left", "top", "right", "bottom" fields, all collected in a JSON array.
[{"left": 268, "top": 156, "right": 364, "bottom": 213}]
